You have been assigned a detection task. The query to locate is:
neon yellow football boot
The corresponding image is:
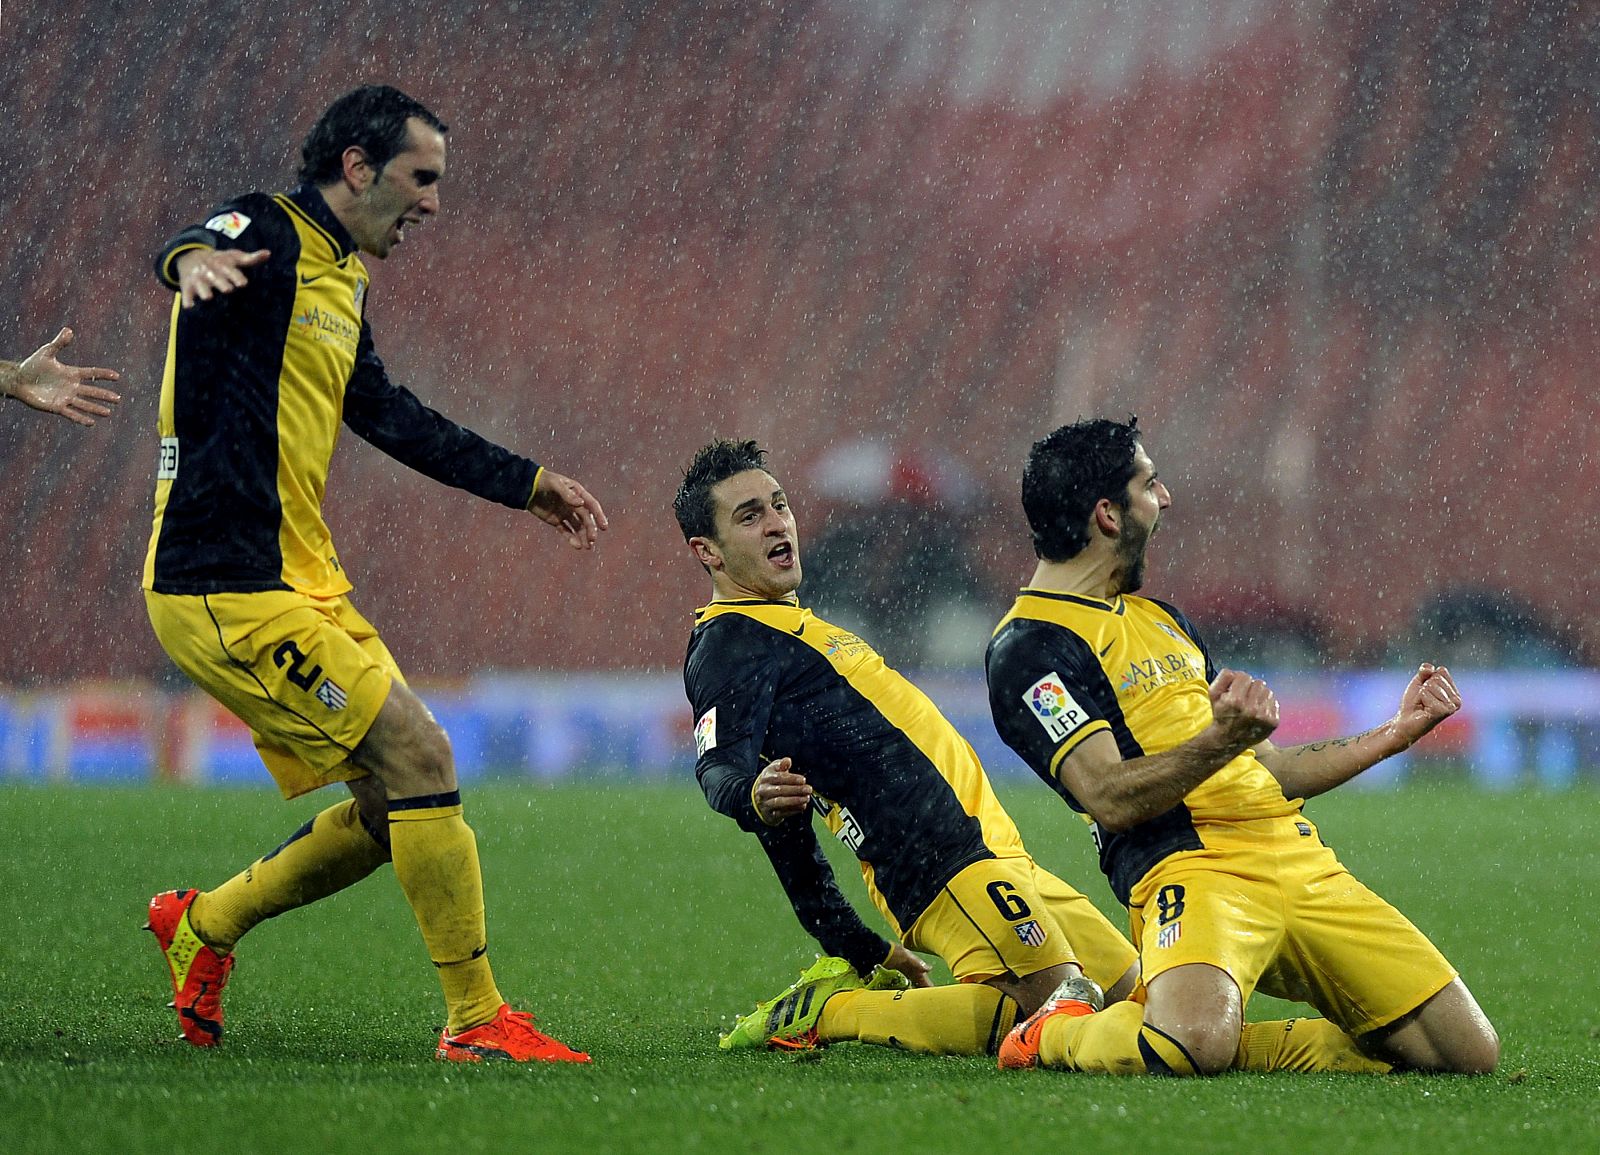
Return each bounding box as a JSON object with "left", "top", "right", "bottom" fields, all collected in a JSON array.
[
  {"left": 719, "top": 955, "right": 864, "bottom": 1051},
  {"left": 864, "top": 964, "right": 912, "bottom": 992}
]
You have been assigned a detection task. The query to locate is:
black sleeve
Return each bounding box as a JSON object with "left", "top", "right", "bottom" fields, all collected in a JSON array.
[
  {"left": 341, "top": 320, "right": 540, "bottom": 510},
  {"left": 686, "top": 617, "right": 891, "bottom": 974},
  {"left": 755, "top": 819, "right": 893, "bottom": 977},
  {"left": 685, "top": 617, "right": 783, "bottom": 832},
  {"left": 152, "top": 192, "right": 296, "bottom": 292},
  {"left": 985, "top": 620, "right": 1116, "bottom": 808}
]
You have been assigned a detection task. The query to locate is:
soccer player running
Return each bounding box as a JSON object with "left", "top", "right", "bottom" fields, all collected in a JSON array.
[
  {"left": 986, "top": 417, "right": 1499, "bottom": 1076},
  {"left": 675, "top": 439, "right": 1139, "bottom": 1057},
  {"left": 1, "top": 327, "right": 120, "bottom": 425},
  {"left": 142, "top": 86, "right": 606, "bottom": 1063}
]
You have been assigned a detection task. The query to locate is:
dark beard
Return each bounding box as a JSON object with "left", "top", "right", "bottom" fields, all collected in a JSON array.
[{"left": 1113, "top": 517, "right": 1150, "bottom": 594}]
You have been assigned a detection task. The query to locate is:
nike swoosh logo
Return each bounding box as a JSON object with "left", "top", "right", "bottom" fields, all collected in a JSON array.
[
  {"left": 300, "top": 273, "right": 327, "bottom": 285},
  {"left": 1099, "top": 639, "right": 1115, "bottom": 656},
  {"left": 791, "top": 623, "right": 805, "bottom": 636}
]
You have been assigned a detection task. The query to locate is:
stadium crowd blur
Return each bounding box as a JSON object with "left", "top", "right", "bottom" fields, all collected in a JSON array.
[{"left": 2, "top": 0, "right": 1594, "bottom": 689}]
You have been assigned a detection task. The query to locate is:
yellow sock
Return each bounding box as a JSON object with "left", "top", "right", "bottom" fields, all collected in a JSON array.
[
  {"left": 190, "top": 799, "right": 390, "bottom": 953},
  {"left": 387, "top": 794, "right": 503, "bottom": 1033},
  {"left": 1037, "top": 1000, "right": 1200, "bottom": 1075},
  {"left": 1235, "top": 1019, "right": 1393, "bottom": 1074},
  {"left": 819, "top": 984, "right": 1019, "bottom": 1055}
]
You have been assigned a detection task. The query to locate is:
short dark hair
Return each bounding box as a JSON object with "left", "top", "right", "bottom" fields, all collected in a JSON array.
[
  {"left": 674, "top": 439, "right": 770, "bottom": 541},
  {"left": 1022, "top": 417, "right": 1142, "bottom": 561},
  {"left": 298, "top": 85, "right": 448, "bottom": 186}
]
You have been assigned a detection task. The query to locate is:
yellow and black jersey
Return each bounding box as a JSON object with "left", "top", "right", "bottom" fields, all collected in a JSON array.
[
  {"left": 143, "top": 184, "right": 540, "bottom": 596},
  {"left": 986, "top": 589, "right": 1299, "bottom": 904},
  {"left": 685, "top": 598, "right": 1027, "bottom": 975}
]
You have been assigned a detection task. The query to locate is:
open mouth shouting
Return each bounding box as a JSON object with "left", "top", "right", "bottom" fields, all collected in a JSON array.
[{"left": 392, "top": 213, "right": 422, "bottom": 246}]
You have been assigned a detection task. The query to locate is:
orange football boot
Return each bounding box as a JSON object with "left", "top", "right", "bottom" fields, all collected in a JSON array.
[
  {"left": 436, "top": 1003, "right": 591, "bottom": 1063},
  {"left": 146, "top": 889, "right": 235, "bottom": 1047},
  {"left": 997, "top": 975, "right": 1104, "bottom": 1070}
]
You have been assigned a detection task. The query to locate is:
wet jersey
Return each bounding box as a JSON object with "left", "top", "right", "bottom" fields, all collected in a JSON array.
[
  {"left": 685, "top": 597, "right": 1027, "bottom": 974},
  {"left": 144, "top": 184, "right": 540, "bottom": 596},
  {"left": 986, "top": 589, "right": 1299, "bottom": 903}
]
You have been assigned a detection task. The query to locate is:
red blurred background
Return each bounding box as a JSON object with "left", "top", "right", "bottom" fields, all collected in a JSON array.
[{"left": 2, "top": 0, "right": 1594, "bottom": 683}]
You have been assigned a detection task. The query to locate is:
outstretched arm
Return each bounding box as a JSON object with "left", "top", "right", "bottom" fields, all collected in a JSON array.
[
  {"left": 171, "top": 247, "right": 272, "bottom": 309},
  {"left": 527, "top": 467, "right": 609, "bottom": 550},
  {"left": 344, "top": 324, "right": 607, "bottom": 527},
  {"left": 1256, "top": 664, "right": 1461, "bottom": 799},
  {"left": 1, "top": 328, "right": 121, "bottom": 426}
]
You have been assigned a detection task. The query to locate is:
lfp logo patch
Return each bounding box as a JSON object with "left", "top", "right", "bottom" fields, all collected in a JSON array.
[
  {"left": 204, "top": 211, "right": 252, "bottom": 239},
  {"left": 694, "top": 708, "right": 717, "bottom": 756},
  {"left": 1025, "top": 673, "right": 1089, "bottom": 742}
]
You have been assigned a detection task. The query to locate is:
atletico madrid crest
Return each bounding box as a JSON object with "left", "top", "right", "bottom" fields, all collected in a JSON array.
[{"left": 1014, "top": 919, "right": 1048, "bottom": 947}]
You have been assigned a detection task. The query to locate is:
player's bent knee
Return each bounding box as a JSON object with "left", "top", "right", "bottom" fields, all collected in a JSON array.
[
  {"left": 406, "top": 720, "right": 455, "bottom": 787},
  {"left": 1428, "top": 980, "right": 1500, "bottom": 1074},
  {"left": 1443, "top": 1023, "right": 1500, "bottom": 1075},
  {"left": 1368, "top": 981, "right": 1501, "bottom": 1074},
  {"left": 356, "top": 692, "right": 458, "bottom": 796},
  {"left": 1146, "top": 1016, "right": 1236, "bottom": 1075},
  {"left": 1143, "top": 963, "right": 1242, "bottom": 1075},
  {"left": 1185, "top": 1031, "right": 1239, "bottom": 1075}
]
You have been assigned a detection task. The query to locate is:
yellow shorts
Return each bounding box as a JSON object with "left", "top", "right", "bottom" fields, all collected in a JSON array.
[
  {"left": 905, "top": 855, "right": 1138, "bottom": 991},
  {"left": 1127, "top": 814, "right": 1457, "bottom": 1035},
  {"left": 145, "top": 589, "right": 399, "bottom": 798}
]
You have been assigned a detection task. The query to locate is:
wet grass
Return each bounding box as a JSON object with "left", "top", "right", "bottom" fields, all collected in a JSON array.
[{"left": 0, "top": 780, "right": 1594, "bottom": 1154}]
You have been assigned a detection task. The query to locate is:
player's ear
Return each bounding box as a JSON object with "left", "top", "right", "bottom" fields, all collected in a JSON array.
[
  {"left": 341, "top": 146, "right": 375, "bottom": 191},
  {"left": 688, "top": 535, "right": 722, "bottom": 571},
  {"left": 1092, "top": 498, "right": 1120, "bottom": 538}
]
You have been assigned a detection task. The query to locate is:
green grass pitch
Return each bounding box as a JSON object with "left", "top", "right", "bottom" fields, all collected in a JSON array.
[{"left": 0, "top": 779, "right": 1595, "bottom": 1154}]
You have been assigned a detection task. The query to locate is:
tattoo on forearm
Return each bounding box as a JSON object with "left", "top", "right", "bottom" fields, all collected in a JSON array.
[{"left": 1293, "top": 727, "right": 1379, "bottom": 756}]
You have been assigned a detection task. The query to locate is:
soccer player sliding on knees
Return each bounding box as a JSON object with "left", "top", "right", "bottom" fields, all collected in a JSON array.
[{"left": 985, "top": 417, "right": 1498, "bottom": 1076}]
